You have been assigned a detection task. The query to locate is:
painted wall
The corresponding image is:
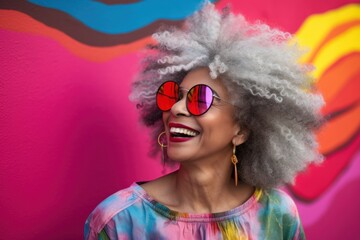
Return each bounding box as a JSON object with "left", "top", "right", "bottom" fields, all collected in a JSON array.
[{"left": 1, "top": 0, "right": 359, "bottom": 239}]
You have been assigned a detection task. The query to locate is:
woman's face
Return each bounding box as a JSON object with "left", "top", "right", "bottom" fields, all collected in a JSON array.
[{"left": 162, "top": 67, "right": 246, "bottom": 164}]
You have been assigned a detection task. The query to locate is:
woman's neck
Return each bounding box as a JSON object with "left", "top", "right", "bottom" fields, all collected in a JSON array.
[
  {"left": 141, "top": 153, "right": 255, "bottom": 214},
  {"left": 170, "top": 161, "right": 253, "bottom": 214},
  {"left": 175, "top": 166, "right": 231, "bottom": 213}
]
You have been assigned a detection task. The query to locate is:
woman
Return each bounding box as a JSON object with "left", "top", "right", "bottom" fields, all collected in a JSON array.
[{"left": 85, "top": 2, "right": 324, "bottom": 239}]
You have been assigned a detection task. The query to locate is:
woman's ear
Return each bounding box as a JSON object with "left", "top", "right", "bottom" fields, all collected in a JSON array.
[{"left": 232, "top": 128, "right": 249, "bottom": 146}]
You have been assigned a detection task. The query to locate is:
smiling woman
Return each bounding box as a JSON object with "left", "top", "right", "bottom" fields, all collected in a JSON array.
[{"left": 84, "top": 2, "right": 324, "bottom": 239}]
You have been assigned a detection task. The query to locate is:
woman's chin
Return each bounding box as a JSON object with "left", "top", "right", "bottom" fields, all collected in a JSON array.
[{"left": 166, "top": 152, "right": 192, "bottom": 163}]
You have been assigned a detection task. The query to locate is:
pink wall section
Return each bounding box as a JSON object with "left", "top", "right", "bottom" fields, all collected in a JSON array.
[
  {"left": 0, "top": 29, "right": 165, "bottom": 239},
  {"left": 296, "top": 152, "right": 360, "bottom": 239},
  {"left": 1, "top": 0, "right": 359, "bottom": 239}
]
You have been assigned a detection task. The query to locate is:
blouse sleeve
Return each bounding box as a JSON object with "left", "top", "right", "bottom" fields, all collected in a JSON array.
[
  {"left": 279, "top": 191, "right": 306, "bottom": 240},
  {"left": 84, "top": 213, "right": 98, "bottom": 240},
  {"left": 260, "top": 189, "right": 306, "bottom": 240},
  {"left": 84, "top": 185, "right": 139, "bottom": 240},
  {"left": 84, "top": 215, "right": 114, "bottom": 240},
  {"left": 85, "top": 216, "right": 133, "bottom": 240}
]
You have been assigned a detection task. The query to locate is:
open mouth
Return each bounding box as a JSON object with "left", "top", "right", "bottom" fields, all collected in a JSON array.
[{"left": 170, "top": 127, "right": 199, "bottom": 138}]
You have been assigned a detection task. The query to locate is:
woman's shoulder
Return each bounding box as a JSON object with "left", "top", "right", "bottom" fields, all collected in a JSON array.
[
  {"left": 257, "top": 188, "right": 305, "bottom": 239},
  {"left": 258, "top": 188, "right": 299, "bottom": 214},
  {"left": 85, "top": 183, "right": 142, "bottom": 235}
]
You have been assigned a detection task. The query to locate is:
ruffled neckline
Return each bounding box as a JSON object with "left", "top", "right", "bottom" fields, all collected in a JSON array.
[{"left": 132, "top": 182, "right": 262, "bottom": 223}]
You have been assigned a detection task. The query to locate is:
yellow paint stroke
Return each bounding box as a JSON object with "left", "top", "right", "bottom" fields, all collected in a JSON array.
[
  {"left": 311, "top": 26, "right": 360, "bottom": 79},
  {"left": 295, "top": 4, "right": 360, "bottom": 81},
  {"left": 296, "top": 4, "right": 360, "bottom": 60}
]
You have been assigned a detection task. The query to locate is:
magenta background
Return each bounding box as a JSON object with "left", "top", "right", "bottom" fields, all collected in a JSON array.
[
  {"left": 1, "top": 0, "right": 359, "bottom": 239},
  {"left": 0, "top": 30, "right": 163, "bottom": 238}
]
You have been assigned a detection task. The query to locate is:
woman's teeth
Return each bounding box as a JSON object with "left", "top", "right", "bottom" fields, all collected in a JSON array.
[{"left": 170, "top": 127, "right": 198, "bottom": 137}]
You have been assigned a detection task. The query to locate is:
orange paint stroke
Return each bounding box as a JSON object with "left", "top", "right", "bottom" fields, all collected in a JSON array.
[
  {"left": 317, "top": 103, "right": 360, "bottom": 154},
  {"left": 317, "top": 52, "right": 360, "bottom": 103},
  {"left": 307, "top": 19, "right": 360, "bottom": 63},
  {"left": 322, "top": 70, "right": 360, "bottom": 116},
  {"left": 0, "top": 10, "right": 153, "bottom": 62}
]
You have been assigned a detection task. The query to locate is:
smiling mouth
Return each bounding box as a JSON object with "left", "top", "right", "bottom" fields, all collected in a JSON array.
[{"left": 170, "top": 127, "right": 199, "bottom": 138}]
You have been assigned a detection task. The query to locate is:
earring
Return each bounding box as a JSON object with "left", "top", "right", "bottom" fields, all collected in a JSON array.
[
  {"left": 231, "top": 144, "right": 238, "bottom": 186},
  {"left": 158, "top": 131, "right": 167, "bottom": 164}
]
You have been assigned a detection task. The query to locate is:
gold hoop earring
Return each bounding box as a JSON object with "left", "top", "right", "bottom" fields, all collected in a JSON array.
[
  {"left": 158, "top": 131, "right": 167, "bottom": 164},
  {"left": 231, "top": 144, "right": 238, "bottom": 186},
  {"left": 158, "top": 131, "right": 167, "bottom": 148}
]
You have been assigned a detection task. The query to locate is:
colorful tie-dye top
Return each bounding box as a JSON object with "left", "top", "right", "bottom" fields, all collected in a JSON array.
[{"left": 84, "top": 183, "right": 305, "bottom": 240}]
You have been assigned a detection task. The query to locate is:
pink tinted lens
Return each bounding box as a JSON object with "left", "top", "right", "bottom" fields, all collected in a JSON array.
[
  {"left": 187, "top": 85, "right": 214, "bottom": 115},
  {"left": 156, "top": 81, "right": 179, "bottom": 111}
]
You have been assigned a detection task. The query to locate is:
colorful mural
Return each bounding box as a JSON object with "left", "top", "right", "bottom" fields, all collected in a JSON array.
[
  {"left": 0, "top": 0, "right": 359, "bottom": 239},
  {"left": 291, "top": 4, "right": 360, "bottom": 200},
  {"left": 290, "top": 4, "right": 360, "bottom": 239}
]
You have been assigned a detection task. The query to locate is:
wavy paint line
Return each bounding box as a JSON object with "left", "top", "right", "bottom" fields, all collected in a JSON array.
[
  {"left": 0, "top": 10, "right": 152, "bottom": 62},
  {"left": 316, "top": 55, "right": 360, "bottom": 154},
  {"left": 0, "top": 1, "right": 183, "bottom": 46},
  {"left": 290, "top": 4, "right": 360, "bottom": 200},
  {"left": 311, "top": 25, "right": 360, "bottom": 79},
  {"left": 297, "top": 4, "right": 360, "bottom": 79},
  {"left": 291, "top": 86, "right": 360, "bottom": 199},
  {"left": 317, "top": 52, "right": 360, "bottom": 106},
  {"left": 27, "top": 0, "right": 215, "bottom": 34},
  {"left": 318, "top": 102, "right": 360, "bottom": 154},
  {"left": 307, "top": 20, "right": 360, "bottom": 63},
  {"left": 297, "top": 4, "right": 360, "bottom": 60}
]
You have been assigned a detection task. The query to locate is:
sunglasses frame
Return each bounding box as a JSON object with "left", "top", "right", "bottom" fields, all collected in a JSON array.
[{"left": 156, "top": 81, "right": 224, "bottom": 116}]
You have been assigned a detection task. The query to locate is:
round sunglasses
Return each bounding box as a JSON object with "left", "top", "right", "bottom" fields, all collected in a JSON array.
[{"left": 156, "top": 81, "right": 229, "bottom": 116}]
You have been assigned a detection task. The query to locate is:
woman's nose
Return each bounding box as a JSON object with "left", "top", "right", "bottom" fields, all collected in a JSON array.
[{"left": 170, "top": 97, "right": 190, "bottom": 117}]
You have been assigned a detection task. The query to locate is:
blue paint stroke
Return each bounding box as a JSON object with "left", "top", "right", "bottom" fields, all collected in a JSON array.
[{"left": 27, "top": 0, "right": 216, "bottom": 34}]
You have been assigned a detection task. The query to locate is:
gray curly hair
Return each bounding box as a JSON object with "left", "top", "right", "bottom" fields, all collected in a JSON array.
[{"left": 129, "top": 2, "right": 324, "bottom": 189}]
